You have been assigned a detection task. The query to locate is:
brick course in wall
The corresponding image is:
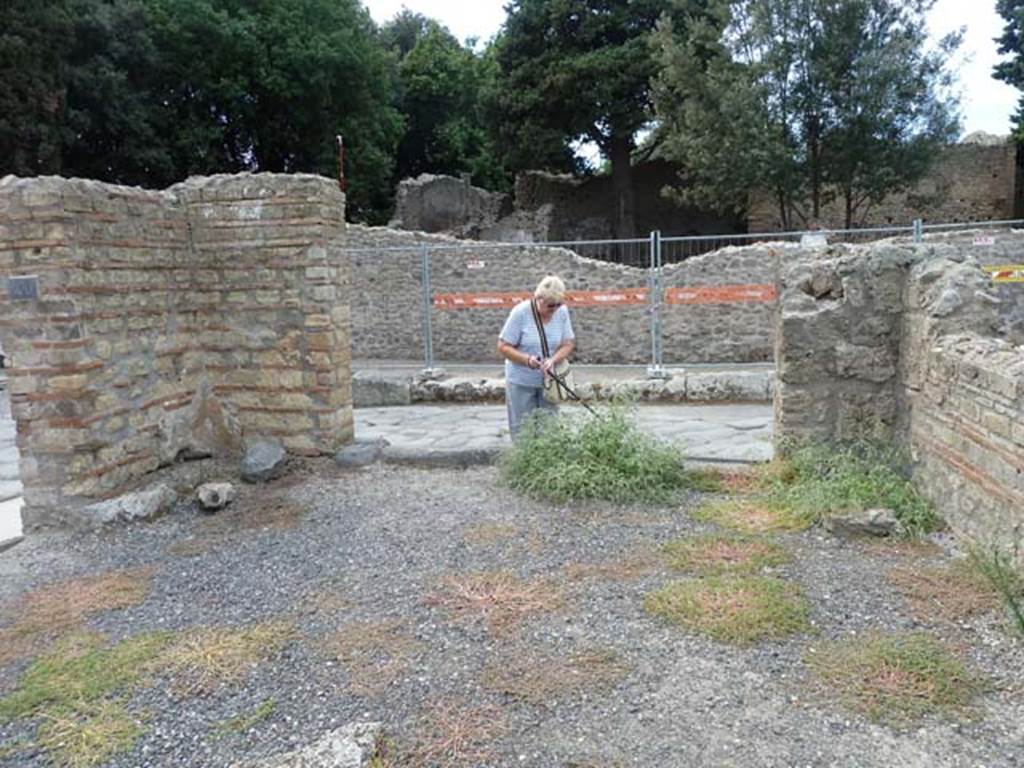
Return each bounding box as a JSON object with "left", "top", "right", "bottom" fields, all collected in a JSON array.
[{"left": 0, "top": 174, "right": 351, "bottom": 529}]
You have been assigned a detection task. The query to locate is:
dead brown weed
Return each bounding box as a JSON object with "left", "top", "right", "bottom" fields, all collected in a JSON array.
[
  {"left": 480, "top": 648, "right": 629, "bottom": 704},
  {"left": 462, "top": 522, "right": 518, "bottom": 547},
  {"left": 320, "top": 619, "right": 423, "bottom": 696},
  {"left": 887, "top": 560, "right": 1000, "bottom": 624},
  {"left": 406, "top": 699, "right": 507, "bottom": 768},
  {"left": 161, "top": 621, "right": 297, "bottom": 692},
  {"left": 563, "top": 549, "right": 661, "bottom": 582},
  {"left": 428, "top": 572, "right": 563, "bottom": 634}
]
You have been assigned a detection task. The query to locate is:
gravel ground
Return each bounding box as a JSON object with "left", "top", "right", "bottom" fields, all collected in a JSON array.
[{"left": 1, "top": 461, "right": 1023, "bottom": 767}]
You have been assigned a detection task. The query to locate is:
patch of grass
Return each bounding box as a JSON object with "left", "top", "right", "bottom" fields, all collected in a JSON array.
[
  {"left": 212, "top": 698, "right": 277, "bottom": 738},
  {"left": 645, "top": 576, "right": 810, "bottom": 645},
  {"left": 856, "top": 537, "right": 943, "bottom": 560},
  {"left": 499, "top": 406, "right": 698, "bottom": 504},
  {"left": 693, "top": 499, "right": 816, "bottom": 534},
  {"left": 888, "top": 559, "right": 1001, "bottom": 625},
  {"left": 969, "top": 548, "right": 1024, "bottom": 636},
  {"left": 765, "top": 442, "right": 937, "bottom": 535},
  {"left": 321, "top": 619, "right": 423, "bottom": 696},
  {"left": 480, "top": 648, "right": 629, "bottom": 704},
  {"left": 0, "top": 569, "right": 154, "bottom": 667},
  {"left": 161, "top": 621, "right": 297, "bottom": 692},
  {"left": 36, "top": 700, "right": 144, "bottom": 768},
  {"left": 0, "top": 631, "right": 171, "bottom": 722},
  {"left": 664, "top": 534, "right": 790, "bottom": 575},
  {"left": 428, "top": 572, "right": 563, "bottom": 634},
  {"left": 805, "top": 633, "right": 984, "bottom": 724}
]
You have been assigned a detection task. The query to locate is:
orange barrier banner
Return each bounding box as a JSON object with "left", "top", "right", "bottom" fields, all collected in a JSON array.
[
  {"left": 433, "top": 289, "right": 649, "bottom": 310},
  {"left": 983, "top": 264, "right": 1024, "bottom": 283},
  {"left": 665, "top": 284, "right": 777, "bottom": 304}
]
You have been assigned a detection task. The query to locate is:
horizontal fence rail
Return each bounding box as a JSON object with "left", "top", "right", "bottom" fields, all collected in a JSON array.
[{"left": 344, "top": 218, "right": 1024, "bottom": 372}]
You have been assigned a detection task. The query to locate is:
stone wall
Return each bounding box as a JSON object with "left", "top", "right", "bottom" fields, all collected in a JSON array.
[
  {"left": 347, "top": 225, "right": 785, "bottom": 364},
  {"left": 0, "top": 173, "right": 351, "bottom": 529},
  {"left": 775, "top": 235, "right": 1023, "bottom": 562},
  {"left": 749, "top": 141, "right": 1019, "bottom": 231}
]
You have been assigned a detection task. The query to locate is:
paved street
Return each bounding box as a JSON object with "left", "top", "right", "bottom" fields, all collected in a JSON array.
[{"left": 355, "top": 402, "right": 773, "bottom": 464}]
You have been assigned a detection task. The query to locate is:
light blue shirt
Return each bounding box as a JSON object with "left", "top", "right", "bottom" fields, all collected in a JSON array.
[{"left": 499, "top": 300, "right": 575, "bottom": 387}]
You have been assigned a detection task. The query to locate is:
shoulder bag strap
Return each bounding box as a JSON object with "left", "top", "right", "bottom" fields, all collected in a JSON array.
[{"left": 530, "top": 298, "right": 551, "bottom": 359}]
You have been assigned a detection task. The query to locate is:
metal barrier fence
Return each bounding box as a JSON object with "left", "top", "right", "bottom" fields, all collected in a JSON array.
[{"left": 344, "top": 218, "right": 1024, "bottom": 374}]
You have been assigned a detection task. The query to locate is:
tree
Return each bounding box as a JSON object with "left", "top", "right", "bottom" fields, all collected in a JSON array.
[
  {"left": 0, "top": 0, "right": 72, "bottom": 176},
  {"left": 995, "top": 0, "right": 1024, "bottom": 138},
  {"left": 494, "top": 0, "right": 706, "bottom": 237},
  {"left": 383, "top": 17, "right": 507, "bottom": 189},
  {"left": 653, "top": 0, "right": 961, "bottom": 229}
]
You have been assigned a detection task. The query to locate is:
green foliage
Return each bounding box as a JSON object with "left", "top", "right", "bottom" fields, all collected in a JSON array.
[
  {"left": 499, "top": 406, "right": 696, "bottom": 504},
  {"left": 805, "top": 633, "right": 984, "bottom": 724},
  {"left": 969, "top": 547, "right": 1024, "bottom": 637},
  {"left": 0, "top": 0, "right": 72, "bottom": 175},
  {"left": 653, "top": 0, "right": 961, "bottom": 228},
  {"left": 645, "top": 576, "right": 810, "bottom": 644},
  {"left": 0, "top": 632, "right": 171, "bottom": 722},
  {"left": 766, "top": 442, "right": 937, "bottom": 535},
  {"left": 995, "top": 0, "right": 1024, "bottom": 139},
  {"left": 385, "top": 19, "right": 508, "bottom": 190},
  {"left": 493, "top": 0, "right": 708, "bottom": 235}
]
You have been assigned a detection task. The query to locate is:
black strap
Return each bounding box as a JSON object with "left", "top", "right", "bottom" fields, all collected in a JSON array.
[{"left": 530, "top": 298, "right": 551, "bottom": 359}]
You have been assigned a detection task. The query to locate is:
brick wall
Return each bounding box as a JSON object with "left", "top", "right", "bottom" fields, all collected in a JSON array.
[
  {"left": 775, "top": 236, "right": 1023, "bottom": 563},
  {"left": 0, "top": 174, "right": 351, "bottom": 529},
  {"left": 347, "top": 225, "right": 783, "bottom": 364}
]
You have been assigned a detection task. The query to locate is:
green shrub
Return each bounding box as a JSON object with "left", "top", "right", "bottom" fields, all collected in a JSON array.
[
  {"left": 766, "top": 442, "right": 937, "bottom": 535},
  {"left": 969, "top": 547, "right": 1024, "bottom": 637},
  {"left": 500, "top": 406, "right": 699, "bottom": 504}
]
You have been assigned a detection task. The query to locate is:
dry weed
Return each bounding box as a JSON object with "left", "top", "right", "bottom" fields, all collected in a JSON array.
[
  {"left": 664, "top": 535, "right": 790, "bottom": 575},
  {"left": 887, "top": 560, "right": 1000, "bottom": 624},
  {"left": 161, "top": 621, "right": 297, "bottom": 692},
  {"left": 406, "top": 699, "right": 507, "bottom": 768},
  {"left": 428, "top": 572, "right": 563, "bottom": 634},
  {"left": 199, "top": 496, "right": 305, "bottom": 534},
  {"left": 693, "top": 499, "right": 814, "bottom": 534},
  {"left": 857, "top": 537, "right": 943, "bottom": 560},
  {"left": 0, "top": 569, "right": 153, "bottom": 667},
  {"left": 462, "top": 522, "right": 518, "bottom": 547},
  {"left": 563, "top": 549, "right": 661, "bottom": 582},
  {"left": 480, "top": 648, "right": 629, "bottom": 704},
  {"left": 321, "top": 619, "right": 423, "bottom": 696},
  {"left": 36, "top": 700, "right": 143, "bottom": 768}
]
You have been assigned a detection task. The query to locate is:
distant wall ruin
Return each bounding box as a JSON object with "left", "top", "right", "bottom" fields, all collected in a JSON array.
[
  {"left": 0, "top": 174, "right": 352, "bottom": 529},
  {"left": 775, "top": 236, "right": 1024, "bottom": 563},
  {"left": 750, "top": 140, "right": 1020, "bottom": 231}
]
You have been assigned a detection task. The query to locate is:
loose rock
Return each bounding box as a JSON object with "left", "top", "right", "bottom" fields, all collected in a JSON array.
[
  {"left": 334, "top": 438, "right": 387, "bottom": 468},
  {"left": 824, "top": 507, "right": 898, "bottom": 537},
  {"left": 241, "top": 440, "right": 287, "bottom": 483},
  {"left": 196, "top": 482, "right": 237, "bottom": 511},
  {"left": 237, "top": 722, "right": 382, "bottom": 768},
  {"left": 80, "top": 484, "right": 177, "bottom": 527}
]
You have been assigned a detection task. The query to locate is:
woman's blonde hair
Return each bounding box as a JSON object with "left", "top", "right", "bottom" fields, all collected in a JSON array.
[{"left": 534, "top": 275, "right": 566, "bottom": 303}]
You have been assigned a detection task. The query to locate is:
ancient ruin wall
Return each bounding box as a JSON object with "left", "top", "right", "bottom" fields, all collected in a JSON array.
[
  {"left": 775, "top": 238, "right": 1023, "bottom": 561},
  {"left": 0, "top": 174, "right": 351, "bottom": 529},
  {"left": 749, "top": 142, "right": 1018, "bottom": 231},
  {"left": 347, "top": 225, "right": 784, "bottom": 364}
]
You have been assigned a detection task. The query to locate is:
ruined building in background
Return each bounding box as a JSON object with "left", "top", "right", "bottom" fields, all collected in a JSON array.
[{"left": 390, "top": 135, "right": 1022, "bottom": 242}]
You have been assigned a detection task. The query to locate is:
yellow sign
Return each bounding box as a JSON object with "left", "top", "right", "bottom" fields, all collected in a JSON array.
[{"left": 983, "top": 265, "right": 1024, "bottom": 283}]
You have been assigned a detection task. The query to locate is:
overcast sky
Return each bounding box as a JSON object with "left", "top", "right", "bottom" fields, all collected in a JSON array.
[{"left": 363, "top": 0, "right": 1019, "bottom": 138}]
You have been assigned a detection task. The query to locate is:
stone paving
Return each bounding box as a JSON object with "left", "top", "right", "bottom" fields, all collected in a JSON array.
[{"left": 355, "top": 402, "right": 773, "bottom": 464}]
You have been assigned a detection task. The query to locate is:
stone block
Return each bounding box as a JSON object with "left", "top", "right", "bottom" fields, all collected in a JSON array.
[
  {"left": 686, "top": 371, "right": 770, "bottom": 402},
  {"left": 352, "top": 372, "right": 412, "bottom": 407}
]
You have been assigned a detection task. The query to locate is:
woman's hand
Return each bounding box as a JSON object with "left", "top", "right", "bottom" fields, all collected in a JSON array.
[
  {"left": 526, "top": 355, "right": 542, "bottom": 369},
  {"left": 541, "top": 357, "right": 556, "bottom": 375}
]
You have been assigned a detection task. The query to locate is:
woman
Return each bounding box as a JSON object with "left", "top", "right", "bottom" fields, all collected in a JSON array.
[{"left": 497, "top": 275, "right": 576, "bottom": 435}]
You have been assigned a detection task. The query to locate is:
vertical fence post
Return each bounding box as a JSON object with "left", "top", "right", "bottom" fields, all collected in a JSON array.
[
  {"left": 913, "top": 218, "right": 923, "bottom": 243},
  {"left": 420, "top": 243, "right": 435, "bottom": 373},
  {"left": 647, "top": 230, "right": 667, "bottom": 379}
]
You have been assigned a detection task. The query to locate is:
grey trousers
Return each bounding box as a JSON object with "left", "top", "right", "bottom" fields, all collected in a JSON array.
[{"left": 506, "top": 382, "right": 557, "bottom": 436}]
